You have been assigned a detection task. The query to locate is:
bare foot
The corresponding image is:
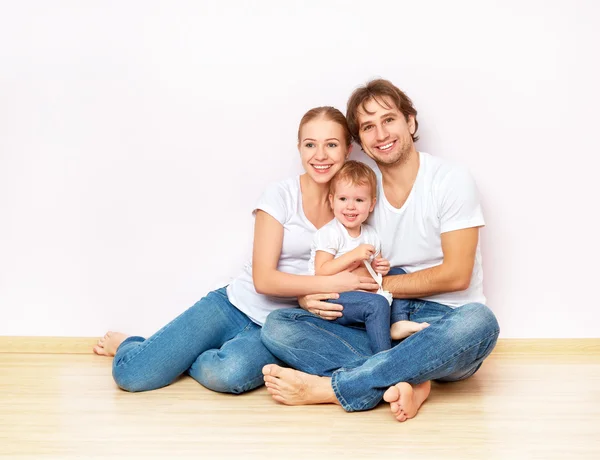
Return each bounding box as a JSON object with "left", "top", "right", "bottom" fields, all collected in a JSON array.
[
  {"left": 390, "top": 320, "right": 430, "bottom": 340},
  {"left": 262, "top": 364, "right": 340, "bottom": 406},
  {"left": 92, "top": 331, "right": 128, "bottom": 357},
  {"left": 383, "top": 381, "right": 431, "bottom": 422}
]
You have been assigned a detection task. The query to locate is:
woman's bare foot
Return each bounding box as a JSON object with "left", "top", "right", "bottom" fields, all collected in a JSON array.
[
  {"left": 262, "top": 364, "right": 340, "bottom": 406},
  {"left": 92, "top": 331, "right": 128, "bottom": 357},
  {"left": 390, "top": 320, "right": 430, "bottom": 340},
  {"left": 383, "top": 381, "right": 431, "bottom": 422}
]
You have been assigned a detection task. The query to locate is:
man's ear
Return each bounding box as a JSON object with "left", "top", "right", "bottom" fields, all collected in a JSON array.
[{"left": 408, "top": 115, "right": 416, "bottom": 135}]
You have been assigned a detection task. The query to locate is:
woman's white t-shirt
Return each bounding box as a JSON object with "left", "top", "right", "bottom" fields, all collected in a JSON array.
[{"left": 226, "top": 176, "right": 315, "bottom": 325}]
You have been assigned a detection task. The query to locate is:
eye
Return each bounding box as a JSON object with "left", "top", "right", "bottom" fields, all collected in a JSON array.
[
  {"left": 356, "top": 198, "right": 364, "bottom": 203},
  {"left": 305, "top": 142, "right": 315, "bottom": 148},
  {"left": 339, "top": 197, "right": 347, "bottom": 202},
  {"left": 384, "top": 117, "right": 394, "bottom": 124},
  {"left": 327, "top": 142, "right": 338, "bottom": 148},
  {"left": 362, "top": 125, "right": 373, "bottom": 132}
]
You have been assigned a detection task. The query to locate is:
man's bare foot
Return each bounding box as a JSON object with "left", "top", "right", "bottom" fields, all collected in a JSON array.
[
  {"left": 383, "top": 381, "right": 431, "bottom": 422},
  {"left": 390, "top": 320, "right": 430, "bottom": 340},
  {"left": 262, "top": 364, "right": 340, "bottom": 406},
  {"left": 92, "top": 331, "right": 128, "bottom": 357}
]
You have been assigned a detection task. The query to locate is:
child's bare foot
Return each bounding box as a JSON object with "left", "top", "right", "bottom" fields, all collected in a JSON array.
[
  {"left": 383, "top": 381, "right": 431, "bottom": 422},
  {"left": 390, "top": 320, "right": 430, "bottom": 340},
  {"left": 92, "top": 331, "right": 128, "bottom": 357},
  {"left": 262, "top": 364, "right": 340, "bottom": 406}
]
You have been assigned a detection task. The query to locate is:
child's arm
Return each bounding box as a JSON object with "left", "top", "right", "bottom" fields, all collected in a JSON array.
[
  {"left": 252, "top": 211, "right": 378, "bottom": 296},
  {"left": 315, "top": 244, "right": 376, "bottom": 276}
]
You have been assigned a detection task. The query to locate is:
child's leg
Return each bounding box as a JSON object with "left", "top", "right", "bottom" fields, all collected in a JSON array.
[
  {"left": 328, "top": 291, "right": 391, "bottom": 354},
  {"left": 391, "top": 298, "right": 429, "bottom": 340}
]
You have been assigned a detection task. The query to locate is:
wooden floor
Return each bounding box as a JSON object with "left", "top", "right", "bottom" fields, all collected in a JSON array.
[{"left": 1, "top": 351, "right": 599, "bottom": 459}]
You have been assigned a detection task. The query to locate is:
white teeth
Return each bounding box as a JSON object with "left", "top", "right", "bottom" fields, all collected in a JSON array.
[
  {"left": 378, "top": 142, "right": 394, "bottom": 150},
  {"left": 313, "top": 165, "right": 331, "bottom": 170}
]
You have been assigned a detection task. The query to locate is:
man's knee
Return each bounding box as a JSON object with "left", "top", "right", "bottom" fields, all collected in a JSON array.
[{"left": 458, "top": 303, "right": 500, "bottom": 338}]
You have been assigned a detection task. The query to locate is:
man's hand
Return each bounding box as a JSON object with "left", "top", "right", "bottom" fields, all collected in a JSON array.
[{"left": 298, "top": 293, "right": 343, "bottom": 320}]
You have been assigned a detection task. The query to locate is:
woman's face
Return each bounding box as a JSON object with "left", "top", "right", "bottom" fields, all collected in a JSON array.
[{"left": 298, "top": 118, "right": 350, "bottom": 185}]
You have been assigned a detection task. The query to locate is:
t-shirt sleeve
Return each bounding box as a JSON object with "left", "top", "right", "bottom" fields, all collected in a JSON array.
[
  {"left": 312, "top": 225, "right": 340, "bottom": 256},
  {"left": 253, "top": 181, "right": 290, "bottom": 225},
  {"left": 437, "top": 166, "right": 485, "bottom": 234}
]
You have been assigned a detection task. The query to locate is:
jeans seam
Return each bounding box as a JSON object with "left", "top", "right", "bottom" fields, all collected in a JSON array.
[{"left": 331, "top": 370, "right": 353, "bottom": 411}]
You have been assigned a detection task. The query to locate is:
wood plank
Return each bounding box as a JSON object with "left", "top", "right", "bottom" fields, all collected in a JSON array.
[{"left": 1, "top": 336, "right": 599, "bottom": 355}]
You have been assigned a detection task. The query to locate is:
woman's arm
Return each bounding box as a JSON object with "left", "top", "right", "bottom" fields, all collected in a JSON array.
[{"left": 252, "top": 211, "right": 378, "bottom": 297}]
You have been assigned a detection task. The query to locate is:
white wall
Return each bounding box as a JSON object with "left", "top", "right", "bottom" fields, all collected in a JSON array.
[{"left": 1, "top": 0, "right": 598, "bottom": 338}]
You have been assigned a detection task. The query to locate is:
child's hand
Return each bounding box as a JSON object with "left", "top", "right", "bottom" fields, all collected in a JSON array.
[
  {"left": 353, "top": 244, "right": 376, "bottom": 262},
  {"left": 371, "top": 256, "right": 391, "bottom": 276}
]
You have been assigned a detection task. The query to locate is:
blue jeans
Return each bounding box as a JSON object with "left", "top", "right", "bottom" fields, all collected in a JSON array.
[
  {"left": 261, "top": 299, "right": 499, "bottom": 412},
  {"left": 388, "top": 267, "right": 411, "bottom": 323},
  {"left": 327, "top": 291, "right": 392, "bottom": 353},
  {"left": 112, "top": 287, "right": 282, "bottom": 394}
]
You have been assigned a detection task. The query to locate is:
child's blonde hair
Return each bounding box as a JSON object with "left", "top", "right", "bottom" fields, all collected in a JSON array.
[{"left": 329, "top": 161, "right": 377, "bottom": 199}]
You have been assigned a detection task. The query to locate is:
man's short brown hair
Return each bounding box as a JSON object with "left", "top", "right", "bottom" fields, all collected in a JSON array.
[{"left": 346, "top": 79, "right": 419, "bottom": 145}]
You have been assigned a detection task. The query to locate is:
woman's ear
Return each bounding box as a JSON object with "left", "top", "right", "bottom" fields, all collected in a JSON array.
[{"left": 346, "top": 143, "right": 353, "bottom": 158}]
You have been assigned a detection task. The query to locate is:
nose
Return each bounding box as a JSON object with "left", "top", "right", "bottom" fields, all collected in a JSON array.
[
  {"left": 375, "top": 124, "right": 389, "bottom": 141},
  {"left": 314, "top": 144, "right": 327, "bottom": 160}
]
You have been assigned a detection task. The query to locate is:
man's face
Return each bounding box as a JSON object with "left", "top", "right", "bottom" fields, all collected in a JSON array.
[{"left": 357, "top": 97, "right": 416, "bottom": 166}]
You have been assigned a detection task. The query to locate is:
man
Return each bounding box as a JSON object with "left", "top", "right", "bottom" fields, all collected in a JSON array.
[{"left": 260, "top": 79, "right": 499, "bottom": 422}]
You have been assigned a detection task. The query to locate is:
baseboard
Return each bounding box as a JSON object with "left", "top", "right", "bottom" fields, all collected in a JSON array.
[
  {"left": 0, "top": 336, "right": 599, "bottom": 355},
  {"left": 0, "top": 336, "right": 98, "bottom": 354}
]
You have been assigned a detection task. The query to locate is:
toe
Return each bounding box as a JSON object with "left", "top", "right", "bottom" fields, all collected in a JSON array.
[{"left": 383, "top": 385, "right": 400, "bottom": 403}]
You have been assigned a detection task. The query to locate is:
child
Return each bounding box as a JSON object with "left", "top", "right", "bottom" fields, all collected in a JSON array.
[{"left": 309, "top": 161, "right": 429, "bottom": 353}]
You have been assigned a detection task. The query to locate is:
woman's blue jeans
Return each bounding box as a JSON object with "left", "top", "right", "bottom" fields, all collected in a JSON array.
[
  {"left": 111, "top": 287, "right": 282, "bottom": 394},
  {"left": 261, "top": 295, "right": 500, "bottom": 412}
]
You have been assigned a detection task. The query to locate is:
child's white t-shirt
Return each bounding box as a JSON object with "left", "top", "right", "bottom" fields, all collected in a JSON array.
[
  {"left": 369, "top": 151, "right": 486, "bottom": 307},
  {"left": 226, "top": 176, "right": 316, "bottom": 325},
  {"left": 309, "top": 219, "right": 381, "bottom": 275}
]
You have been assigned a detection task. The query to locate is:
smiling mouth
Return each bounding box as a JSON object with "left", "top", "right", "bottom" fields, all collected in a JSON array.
[
  {"left": 312, "top": 164, "right": 332, "bottom": 172},
  {"left": 376, "top": 140, "right": 396, "bottom": 152}
]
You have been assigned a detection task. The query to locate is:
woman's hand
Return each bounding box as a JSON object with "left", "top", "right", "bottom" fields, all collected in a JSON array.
[
  {"left": 298, "top": 293, "right": 343, "bottom": 320},
  {"left": 371, "top": 256, "right": 391, "bottom": 276}
]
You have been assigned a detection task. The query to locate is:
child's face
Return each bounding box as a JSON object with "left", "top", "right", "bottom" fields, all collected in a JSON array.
[{"left": 329, "top": 180, "right": 375, "bottom": 232}]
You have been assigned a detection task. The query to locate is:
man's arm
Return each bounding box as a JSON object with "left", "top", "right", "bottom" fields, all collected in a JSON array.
[{"left": 382, "top": 227, "right": 480, "bottom": 298}]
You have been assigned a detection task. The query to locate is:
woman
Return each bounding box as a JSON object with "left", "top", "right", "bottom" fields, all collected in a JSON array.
[{"left": 93, "top": 107, "right": 379, "bottom": 394}]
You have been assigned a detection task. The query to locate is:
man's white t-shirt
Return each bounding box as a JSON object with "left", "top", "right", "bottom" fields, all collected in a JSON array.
[
  {"left": 226, "top": 176, "right": 315, "bottom": 325},
  {"left": 309, "top": 219, "right": 381, "bottom": 275},
  {"left": 369, "top": 151, "right": 486, "bottom": 307}
]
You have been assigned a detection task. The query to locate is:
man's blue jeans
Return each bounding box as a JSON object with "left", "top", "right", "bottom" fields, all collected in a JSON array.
[
  {"left": 261, "top": 292, "right": 499, "bottom": 412},
  {"left": 111, "top": 287, "right": 282, "bottom": 393}
]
